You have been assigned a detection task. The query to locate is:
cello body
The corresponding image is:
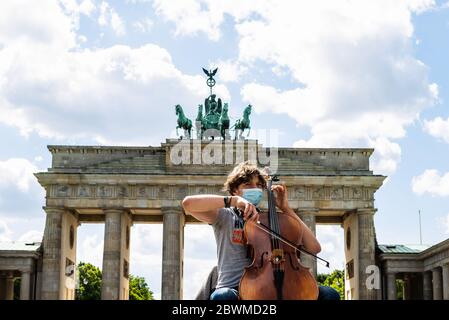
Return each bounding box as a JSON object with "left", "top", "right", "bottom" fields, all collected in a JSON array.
[{"left": 238, "top": 177, "right": 319, "bottom": 300}]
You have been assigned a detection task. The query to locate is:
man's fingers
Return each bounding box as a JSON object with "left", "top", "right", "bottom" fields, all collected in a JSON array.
[
  {"left": 247, "top": 210, "right": 259, "bottom": 223},
  {"left": 271, "top": 185, "right": 284, "bottom": 192},
  {"left": 243, "top": 203, "right": 250, "bottom": 219},
  {"left": 251, "top": 212, "right": 259, "bottom": 222},
  {"left": 244, "top": 204, "right": 258, "bottom": 221}
]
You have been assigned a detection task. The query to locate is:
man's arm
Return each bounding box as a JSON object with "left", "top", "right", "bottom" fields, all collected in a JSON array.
[
  {"left": 182, "top": 194, "right": 259, "bottom": 224},
  {"left": 182, "top": 195, "right": 225, "bottom": 224},
  {"left": 282, "top": 207, "right": 321, "bottom": 255},
  {"left": 271, "top": 183, "right": 321, "bottom": 255}
]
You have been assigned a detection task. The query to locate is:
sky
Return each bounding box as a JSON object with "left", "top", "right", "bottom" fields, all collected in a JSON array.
[{"left": 0, "top": 0, "right": 449, "bottom": 299}]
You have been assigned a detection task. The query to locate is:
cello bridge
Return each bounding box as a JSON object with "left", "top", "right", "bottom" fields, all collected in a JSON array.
[{"left": 270, "top": 249, "right": 285, "bottom": 265}]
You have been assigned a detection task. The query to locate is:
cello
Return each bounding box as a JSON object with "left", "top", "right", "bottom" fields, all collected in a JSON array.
[{"left": 238, "top": 174, "right": 329, "bottom": 300}]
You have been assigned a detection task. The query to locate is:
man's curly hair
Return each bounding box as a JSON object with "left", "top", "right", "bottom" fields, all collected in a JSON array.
[{"left": 223, "top": 161, "right": 268, "bottom": 195}]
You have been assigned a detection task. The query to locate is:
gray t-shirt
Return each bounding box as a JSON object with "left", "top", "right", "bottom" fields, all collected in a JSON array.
[{"left": 212, "top": 207, "right": 252, "bottom": 289}]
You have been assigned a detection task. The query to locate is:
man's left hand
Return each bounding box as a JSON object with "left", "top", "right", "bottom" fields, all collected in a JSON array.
[{"left": 271, "top": 182, "right": 290, "bottom": 212}]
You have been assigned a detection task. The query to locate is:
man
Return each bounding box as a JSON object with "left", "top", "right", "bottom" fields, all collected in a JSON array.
[{"left": 182, "top": 161, "right": 340, "bottom": 300}]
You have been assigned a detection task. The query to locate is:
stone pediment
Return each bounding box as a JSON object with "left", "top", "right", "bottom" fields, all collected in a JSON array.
[
  {"left": 74, "top": 153, "right": 332, "bottom": 175},
  {"left": 81, "top": 153, "right": 167, "bottom": 174},
  {"left": 46, "top": 139, "right": 375, "bottom": 176}
]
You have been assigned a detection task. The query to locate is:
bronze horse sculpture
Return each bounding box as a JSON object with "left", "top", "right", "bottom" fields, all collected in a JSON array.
[{"left": 175, "top": 104, "right": 192, "bottom": 139}]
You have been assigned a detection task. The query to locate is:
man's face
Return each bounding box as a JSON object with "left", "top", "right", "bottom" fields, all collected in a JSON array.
[{"left": 233, "top": 175, "right": 264, "bottom": 197}]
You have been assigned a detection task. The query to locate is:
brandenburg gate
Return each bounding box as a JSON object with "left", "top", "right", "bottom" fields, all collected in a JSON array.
[{"left": 34, "top": 138, "right": 385, "bottom": 300}]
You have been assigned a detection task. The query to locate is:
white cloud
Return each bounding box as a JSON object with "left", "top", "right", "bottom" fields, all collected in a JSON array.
[
  {"left": 110, "top": 10, "right": 126, "bottom": 36},
  {"left": 98, "top": 1, "right": 126, "bottom": 36},
  {"left": 128, "top": 225, "right": 163, "bottom": 298},
  {"left": 183, "top": 256, "right": 216, "bottom": 299},
  {"left": 18, "top": 230, "right": 43, "bottom": 242},
  {"left": 443, "top": 213, "right": 449, "bottom": 234},
  {"left": 316, "top": 225, "right": 345, "bottom": 274},
  {"left": 152, "top": 0, "right": 222, "bottom": 41},
  {"left": 0, "top": 215, "right": 46, "bottom": 240},
  {"left": 0, "top": 1, "right": 230, "bottom": 145},
  {"left": 152, "top": 0, "right": 266, "bottom": 41},
  {"left": 154, "top": 0, "right": 438, "bottom": 176},
  {"left": 412, "top": 169, "right": 449, "bottom": 197},
  {"left": 238, "top": 0, "right": 437, "bottom": 176},
  {"left": 77, "top": 232, "right": 104, "bottom": 268},
  {"left": 133, "top": 18, "right": 154, "bottom": 33},
  {"left": 61, "top": 0, "right": 96, "bottom": 17},
  {"left": 98, "top": 1, "right": 109, "bottom": 26},
  {"left": 183, "top": 225, "right": 217, "bottom": 299},
  {"left": 424, "top": 116, "right": 449, "bottom": 143},
  {"left": 212, "top": 60, "right": 248, "bottom": 83},
  {"left": 0, "top": 0, "right": 77, "bottom": 50},
  {"left": 0, "top": 158, "right": 40, "bottom": 192},
  {"left": 369, "top": 137, "right": 402, "bottom": 176},
  {"left": 0, "top": 220, "right": 12, "bottom": 241}
]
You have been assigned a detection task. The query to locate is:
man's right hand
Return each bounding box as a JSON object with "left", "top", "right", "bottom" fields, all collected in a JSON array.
[{"left": 233, "top": 196, "right": 259, "bottom": 223}]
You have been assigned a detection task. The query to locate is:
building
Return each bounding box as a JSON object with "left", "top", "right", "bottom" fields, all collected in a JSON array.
[
  {"left": 0, "top": 138, "right": 446, "bottom": 300},
  {"left": 0, "top": 241, "right": 42, "bottom": 300},
  {"left": 378, "top": 240, "right": 449, "bottom": 300}
]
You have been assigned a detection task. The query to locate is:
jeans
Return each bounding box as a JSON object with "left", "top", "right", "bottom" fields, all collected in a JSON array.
[
  {"left": 210, "top": 287, "right": 240, "bottom": 300},
  {"left": 317, "top": 285, "right": 340, "bottom": 300},
  {"left": 209, "top": 285, "right": 340, "bottom": 300}
]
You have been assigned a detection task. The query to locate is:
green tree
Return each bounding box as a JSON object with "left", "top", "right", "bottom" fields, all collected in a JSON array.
[
  {"left": 129, "top": 275, "right": 154, "bottom": 300},
  {"left": 76, "top": 262, "right": 102, "bottom": 300},
  {"left": 14, "top": 278, "right": 21, "bottom": 300},
  {"left": 317, "top": 269, "right": 345, "bottom": 300},
  {"left": 396, "top": 279, "right": 404, "bottom": 300},
  {"left": 75, "top": 262, "right": 153, "bottom": 300}
]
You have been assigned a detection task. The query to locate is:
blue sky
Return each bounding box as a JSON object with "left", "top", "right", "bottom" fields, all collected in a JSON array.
[{"left": 1, "top": 0, "right": 449, "bottom": 299}]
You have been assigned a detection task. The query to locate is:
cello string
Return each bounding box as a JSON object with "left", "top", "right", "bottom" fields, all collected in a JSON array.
[
  {"left": 238, "top": 174, "right": 330, "bottom": 268},
  {"left": 236, "top": 206, "right": 330, "bottom": 267},
  {"left": 267, "top": 178, "right": 279, "bottom": 271},
  {"left": 248, "top": 219, "right": 330, "bottom": 268},
  {"left": 267, "top": 179, "right": 278, "bottom": 255}
]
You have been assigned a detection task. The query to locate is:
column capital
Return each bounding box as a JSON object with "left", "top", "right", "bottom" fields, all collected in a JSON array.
[
  {"left": 103, "top": 207, "right": 127, "bottom": 214},
  {"left": 18, "top": 268, "right": 33, "bottom": 274},
  {"left": 385, "top": 270, "right": 397, "bottom": 275},
  {"left": 42, "top": 206, "right": 66, "bottom": 214},
  {"left": 357, "top": 208, "right": 377, "bottom": 215},
  {"left": 161, "top": 206, "right": 183, "bottom": 215},
  {"left": 432, "top": 266, "right": 443, "bottom": 272},
  {"left": 295, "top": 208, "right": 319, "bottom": 215}
]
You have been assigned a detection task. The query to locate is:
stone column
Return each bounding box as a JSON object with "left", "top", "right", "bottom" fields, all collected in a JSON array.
[
  {"left": 297, "top": 210, "right": 317, "bottom": 278},
  {"left": 0, "top": 274, "right": 6, "bottom": 300},
  {"left": 41, "top": 207, "right": 64, "bottom": 300},
  {"left": 403, "top": 274, "right": 411, "bottom": 300},
  {"left": 432, "top": 267, "right": 443, "bottom": 300},
  {"left": 5, "top": 272, "right": 15, "bottom": 300},
  {"left": 357, "top": 208, "right": 377, "bottom": 300},
  {"left": 442, "top": 263, "right": 449, "bottom": 300},
  {"left": 101, "top": 208, "right": 132, "bottom": 300},
  {"left": 161, "top": 207, "right": 185, "bottom": 300},
  {"left": 41, "top": 206, "right": 78, "bottom": 300},
  {"left": 423, "top": 271, "right": 433, "bottom": 300},
  {"left": 386, "top": 272, "right": 397, "bottom": 300},
  {"left": 20, "top": 271, "right": 31, "bottom": 300}
]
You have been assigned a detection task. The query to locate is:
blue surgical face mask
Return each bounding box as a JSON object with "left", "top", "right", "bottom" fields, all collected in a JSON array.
[{"left": 241, "top": 188, "right": 263, "bottom": 206}]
